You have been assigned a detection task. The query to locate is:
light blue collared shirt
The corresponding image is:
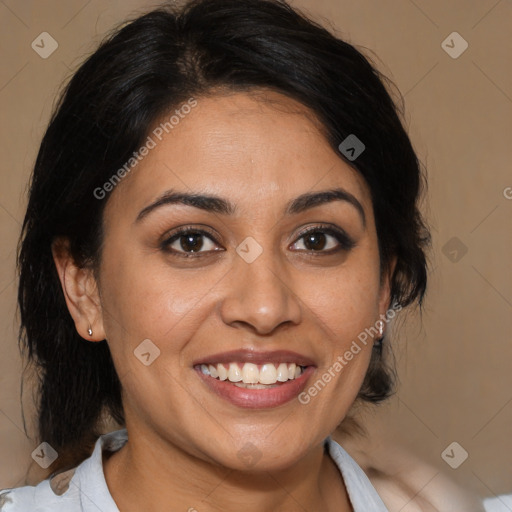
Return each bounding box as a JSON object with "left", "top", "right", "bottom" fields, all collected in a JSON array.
[{"left": 0, "top": 428, "right": 389, "bottom": 511}]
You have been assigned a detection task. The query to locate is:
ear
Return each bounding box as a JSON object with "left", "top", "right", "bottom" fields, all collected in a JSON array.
[
  {"left": 377, "top": 255, "right": 398, "bottom": 319},
  {"left": 51, "top": 237, "right": 106, "bottom": 342}
]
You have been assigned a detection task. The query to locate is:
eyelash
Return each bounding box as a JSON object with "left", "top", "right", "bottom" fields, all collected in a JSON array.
[{"left": 160, "top": 224, "right": 356, "bottom": 259}]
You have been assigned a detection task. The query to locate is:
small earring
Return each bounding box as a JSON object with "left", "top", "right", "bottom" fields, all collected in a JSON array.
[{"left": 87, "top": 326, "right": 93, "bottom": 336}]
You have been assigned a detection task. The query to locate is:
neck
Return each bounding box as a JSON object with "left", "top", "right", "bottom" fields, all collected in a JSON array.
[{"left": 103, "top": 427, "right": 352, "bottom": 512}]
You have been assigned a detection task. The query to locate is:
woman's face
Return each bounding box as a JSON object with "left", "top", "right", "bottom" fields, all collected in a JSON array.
[{"left": 86, "top": 90, "right": 393, "bottom": 470}]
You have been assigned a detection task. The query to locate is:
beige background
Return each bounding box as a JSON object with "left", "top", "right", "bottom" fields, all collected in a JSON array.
[{"left": 0, "top": 0, "right": 510, "bottom": 505}]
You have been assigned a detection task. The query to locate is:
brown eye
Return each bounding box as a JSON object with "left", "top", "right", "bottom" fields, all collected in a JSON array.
[
  {"left": 291, "top": 225, "right": 355, "bottom": 254},
  {"left": 161, "top": 228, "right": 222, "bottom": 257},
  {"left": 177, "top": 232, "right": 205, "bottom": 252},
  {"left": 302, "top": 232, "right": 328, "bottom": 251}
]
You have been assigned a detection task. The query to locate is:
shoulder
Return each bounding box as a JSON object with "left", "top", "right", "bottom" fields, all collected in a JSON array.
[
  {"left": 0, "top": 467, "right": 79, "bottom": 511},
  {"left": 0, "top": 427, "right": 128, "bottom": 512},
  {"left": 333, "top": 431, "right": 485, "bottom": 511}
]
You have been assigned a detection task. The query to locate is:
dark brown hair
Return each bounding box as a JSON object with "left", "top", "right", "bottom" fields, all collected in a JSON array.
[{"left": 18, "top": 0, "right": 430, "bottom": 475}]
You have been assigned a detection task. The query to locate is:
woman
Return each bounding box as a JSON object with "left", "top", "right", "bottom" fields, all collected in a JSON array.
[{"left": 0, "top": 0, "right": 433, "bottom": 509}]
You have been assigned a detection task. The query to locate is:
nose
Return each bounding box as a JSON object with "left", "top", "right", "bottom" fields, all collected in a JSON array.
[{"left": 219, "top": 246, "right": 302, "bottom": 336}]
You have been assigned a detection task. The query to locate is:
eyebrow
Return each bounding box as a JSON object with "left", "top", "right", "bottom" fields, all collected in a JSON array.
[{"left": 136, "top": 187, "right": 366, "bottom": 227}]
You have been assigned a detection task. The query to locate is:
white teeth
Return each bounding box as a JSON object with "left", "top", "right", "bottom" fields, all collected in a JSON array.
[
  {"left": 259, "top": 363, "right": 278, "bottom": 384},
  {"left": 208, "top": 364, "right": 218, "bottom": 378},
  {"left": 200, "top": 362, "right": 306, "bottom": 384},
  {"left": 276, "top": 363, "right": 288, "bottom": 382},
  {"left": 228, "top": 362, "right": 242, "bottom": 382},
  {"left": 241, "top": 363, "right": 259, "bottom": 384},
  {"left": 217, "top": 364, "right": 228, "bottom": 381}
]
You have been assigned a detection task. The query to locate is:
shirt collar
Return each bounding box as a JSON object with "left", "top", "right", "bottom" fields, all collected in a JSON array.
[
  {"left": 72, "top": 428, "right": 128, "bottom": 512},
  {"left": 324, "top": 435, "right": 389, "bottom": 511},
  {"left": 73, "top": 429, "right": 388, "bottom": 512}
]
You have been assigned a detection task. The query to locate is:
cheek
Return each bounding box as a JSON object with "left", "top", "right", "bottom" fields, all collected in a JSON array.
[
  {"left": 302, "top": 260, "right": 382, "bottom": 346},
  {"left": 98, "top": 250, "right": 213, "bottom": 361}
]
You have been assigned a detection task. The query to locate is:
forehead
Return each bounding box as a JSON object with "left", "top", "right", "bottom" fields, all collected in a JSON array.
[{"left": 104, "top": 90, "right": 371, "bottom": 221}]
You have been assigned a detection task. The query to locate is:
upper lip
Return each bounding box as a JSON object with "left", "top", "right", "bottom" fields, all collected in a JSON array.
[{"left": 192, "top": 349, "right": 316, "bottom": 367}]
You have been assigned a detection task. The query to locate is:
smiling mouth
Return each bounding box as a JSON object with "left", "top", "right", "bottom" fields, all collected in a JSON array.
[
  {"left": 196, "top": 362, "right": 307, "bottom": 388},
  {"left": 192, "top": 349, "right": 316, "bottom": 408}
]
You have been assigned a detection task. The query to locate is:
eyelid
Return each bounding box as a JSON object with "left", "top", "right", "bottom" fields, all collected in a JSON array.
[{"left": 161, "top": 223, "right": 219, "bottom": 240}]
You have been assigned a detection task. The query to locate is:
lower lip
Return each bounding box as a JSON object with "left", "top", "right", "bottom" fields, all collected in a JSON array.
[{"left": 195, "top": 366, "right": 315, "bottom": 409}]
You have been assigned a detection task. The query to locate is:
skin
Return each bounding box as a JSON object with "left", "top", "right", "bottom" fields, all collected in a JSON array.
[{"left": 53, "top": 89, "right": 396, "bottom": 512}]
